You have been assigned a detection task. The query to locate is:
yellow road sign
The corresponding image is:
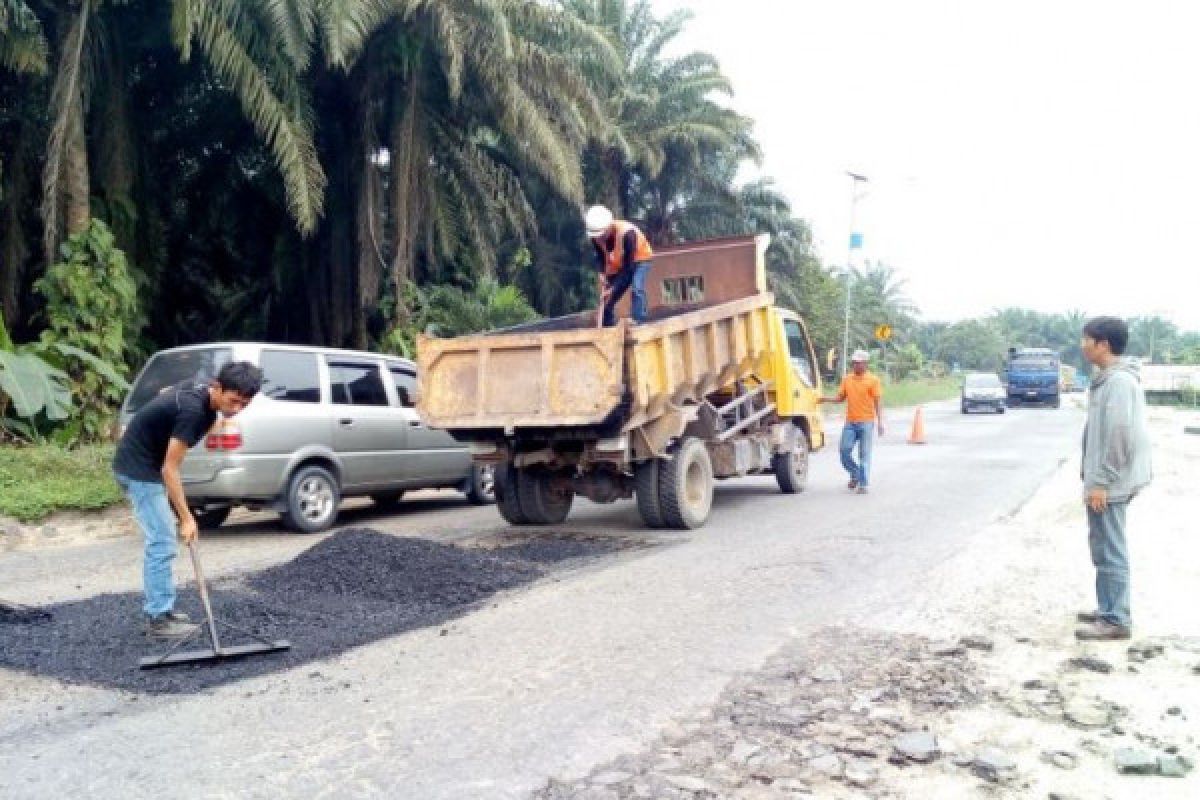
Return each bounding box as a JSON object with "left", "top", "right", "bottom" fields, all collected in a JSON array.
[{"left": 875, "top": 324, "right": 893, "bottom": 342}]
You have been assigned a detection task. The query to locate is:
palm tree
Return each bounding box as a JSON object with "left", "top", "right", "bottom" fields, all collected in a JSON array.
[
  {"left": 0, "top": 0, "right": 47, "bottom": 75},
  {"left": 846, "top": 262, "right": 917, "bottom": 347},
  {"left": 564, "top": 0, "right": 755, "bottom": 217},
  {"left": 170, "top": 0, "right": 327, "bottom": 237}
]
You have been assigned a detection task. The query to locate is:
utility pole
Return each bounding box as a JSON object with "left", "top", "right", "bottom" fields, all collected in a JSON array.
[{"left": 841, "top": 171, "right": 869, "bottom": 375}]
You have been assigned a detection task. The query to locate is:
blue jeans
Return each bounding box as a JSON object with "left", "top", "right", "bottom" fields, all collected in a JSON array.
[
  {"left": 1087, "top": 501, "right": 1131, "bottom": 628},
  {"left": 839, "top": 422, "right": 875, "bottom": 487},
  {"left": 603, "top": 261, "right": 651, "bottom": 326},
  {"left": 116, "top": 475, "right": 179, "bottom": 617}
]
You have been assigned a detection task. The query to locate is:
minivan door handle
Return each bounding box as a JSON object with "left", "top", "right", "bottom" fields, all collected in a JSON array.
[
  {"left": 339, "top": 418, "right": 355, "bottom": 427},
  {"left": 408, "top": 420, "right": 422, "bottom": 428}
]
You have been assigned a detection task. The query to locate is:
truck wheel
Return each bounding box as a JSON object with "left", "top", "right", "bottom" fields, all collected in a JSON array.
[
  {"left": 659, "top": 437, "right": 714, "bottom": 530},
  {"left": 464, "top": 464, "right": 496, "bottom": 505},
  {"left": 1052, "top": 395, "right": 1061, "bottom": 409},
  {"left": 634, "top": 459, "right": 665, "bottom": 528},
  {"left": 495, "top": 463, "right": 530, "bottom": 525},
  {"left": 773, "top": 430, "right": 810, "bottom": 494},
  {"left": 281, "top": 465, "right": 340, "bottom": 533},
  {"left": 517, "top": 468, "right": 573, "bottom": 525}
]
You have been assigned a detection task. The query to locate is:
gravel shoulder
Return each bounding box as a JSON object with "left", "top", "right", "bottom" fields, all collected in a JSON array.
[{"left": 537, "top": 406, "right": 1200, "bottom": 799}]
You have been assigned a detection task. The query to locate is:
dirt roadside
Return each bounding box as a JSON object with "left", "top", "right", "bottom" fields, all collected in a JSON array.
[{"left": 538, "top": 406, "right": 1200, "bottom": 799}]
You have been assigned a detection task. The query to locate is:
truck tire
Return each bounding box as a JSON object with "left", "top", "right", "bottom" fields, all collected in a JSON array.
[
  {"left": 495, "top": 463, "right": 530, "bottom": 525},
  {"left": 517, "top": 468, "right": 573, "bottom": 525},
  {"left": 634, "top": 459, "right": 665, "bottom": 528},
  {"left": 281, "top": 465, "right": 340, "bottom": 533},
  {"left": 658, "top": 437, "right": 714, "bottom": 530},
  {"left": 773, "top": 429, "right": 810, "bottom": 494},
  {"left": 1051, "top": 394, "right": 1061, "bottom": 409}
]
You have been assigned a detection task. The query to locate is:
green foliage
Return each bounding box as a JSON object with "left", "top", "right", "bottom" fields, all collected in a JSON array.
[
  {"left": 35, "top": 219, "right": 137, "bottom": 444},
  {"left": 891, "top": 343, "right": 924, "bottom": 381},
  {"left": 880, "top": 376, "right": 960, "bottom": 408},
  {"left": 0, "top": 311, "right": 73, "bottom": 441},
  {"left": 0, "top": 443, "right": 122, "bottom": 522},
  {"left": 379, "top": 277, "right": 540, "bottom": 357}
]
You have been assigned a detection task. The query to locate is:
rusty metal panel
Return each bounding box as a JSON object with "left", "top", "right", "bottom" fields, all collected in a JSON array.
[{"left": 615, "top": 234, "right": 768, "bottom": 318}]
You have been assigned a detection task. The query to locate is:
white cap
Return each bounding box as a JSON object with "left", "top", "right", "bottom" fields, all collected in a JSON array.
[
  {"left": 584, "top": 205, "right": 614, "bottom": 237},
  {"left": 851, "top": 349, "right": 870, "bottom": 362}
]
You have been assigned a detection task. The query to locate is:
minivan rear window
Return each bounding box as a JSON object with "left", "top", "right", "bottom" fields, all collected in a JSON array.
[
  {"left": 261, "top": 350, "right": 321, "bottom": 403},
  {"left": 126, "top": 348, "right": 232, "bottom": 413}
]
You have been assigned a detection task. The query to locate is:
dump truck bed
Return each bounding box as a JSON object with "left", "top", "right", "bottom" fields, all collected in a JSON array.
[{"left": 417, "top": 292, "right": 776, "bottom": 435}]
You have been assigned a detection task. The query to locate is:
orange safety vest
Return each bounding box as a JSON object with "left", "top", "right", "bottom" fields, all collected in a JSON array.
[{"left": 599, "top": 221, "right": 654, "bottom": 276}]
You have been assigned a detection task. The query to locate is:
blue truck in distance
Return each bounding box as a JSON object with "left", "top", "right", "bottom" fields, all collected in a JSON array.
[{"left": 1004, "top": 347, "right": 1061, "bottom": 407}]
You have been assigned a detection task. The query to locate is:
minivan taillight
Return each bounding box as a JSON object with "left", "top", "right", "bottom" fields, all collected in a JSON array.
[{"left": 206, "top": 420, "right": 243, "bottom": 451}]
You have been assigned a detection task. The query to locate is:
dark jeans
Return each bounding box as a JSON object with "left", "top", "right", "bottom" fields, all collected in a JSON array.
[
  {"left": 1087, "top": 500, "right": 1131, "bottom": 628},
  {"left": 602, "top": 260, "right": 651, "bottom": 327}
]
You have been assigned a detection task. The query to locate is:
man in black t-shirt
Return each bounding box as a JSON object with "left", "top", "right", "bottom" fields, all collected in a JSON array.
[{"left": 113, "top": 361, "right": 262, "bottom": 638}]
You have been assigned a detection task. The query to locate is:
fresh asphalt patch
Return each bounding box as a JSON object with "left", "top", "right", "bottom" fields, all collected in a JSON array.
[{"left": 0, "top": 528, "right": 632, "bottom": 694}]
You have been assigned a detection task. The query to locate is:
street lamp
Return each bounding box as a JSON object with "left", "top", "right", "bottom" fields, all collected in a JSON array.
[{"left": 841, "top": 171, "right": 869, "bottom": 375}]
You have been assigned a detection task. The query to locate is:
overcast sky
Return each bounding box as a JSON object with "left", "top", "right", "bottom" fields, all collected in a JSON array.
[{"left": 652, "top": 0, "right": 1200, "bottom": 331}]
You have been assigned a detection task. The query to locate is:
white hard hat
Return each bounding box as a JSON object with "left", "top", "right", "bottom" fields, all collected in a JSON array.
[
  {"left": 584, "top": 205, "right": 614, "bottom": 237},
  {"left": 851, "top": 349, "right": 870, "bottom": 362}
]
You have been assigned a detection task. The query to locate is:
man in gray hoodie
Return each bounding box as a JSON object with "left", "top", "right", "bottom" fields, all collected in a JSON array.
[{"left": 1075, "top": 316, "right": 1152, "bottom": 641}]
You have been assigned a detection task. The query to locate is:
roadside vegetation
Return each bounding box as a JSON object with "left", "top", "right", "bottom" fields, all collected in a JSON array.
[
  {"left": 0, "top": 443, "right": 120, "bottom": 523},
  {"left": 881, "top": 376, "right": 961, "bottom": 408}
]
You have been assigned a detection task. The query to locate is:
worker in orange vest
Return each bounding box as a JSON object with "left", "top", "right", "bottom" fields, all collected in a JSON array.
[{"left": 585, "top": 205, "right": 654, "bottom": 327}]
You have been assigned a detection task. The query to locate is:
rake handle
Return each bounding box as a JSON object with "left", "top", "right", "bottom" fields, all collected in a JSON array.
[{"left": 187, "top": 540, "right": 223, "bottom": 653}]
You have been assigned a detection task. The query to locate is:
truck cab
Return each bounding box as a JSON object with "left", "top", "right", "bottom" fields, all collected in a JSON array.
[{"left": 1004, "top": 347, "right": 1062, "bottom": 408}]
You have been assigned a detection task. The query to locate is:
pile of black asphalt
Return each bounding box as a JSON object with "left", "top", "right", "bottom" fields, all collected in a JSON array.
[{"left": 0, "top": 528, "right": 625, "bottom": 694}]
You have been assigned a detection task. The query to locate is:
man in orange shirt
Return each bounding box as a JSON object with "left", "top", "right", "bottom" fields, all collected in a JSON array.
[{"left": 819, "top": 349, "right": 885, "bottom": 494}]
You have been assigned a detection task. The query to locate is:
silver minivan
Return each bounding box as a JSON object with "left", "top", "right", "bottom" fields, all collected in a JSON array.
[{"left": 118, "top": 342, "right": 494, "bottom": 533}]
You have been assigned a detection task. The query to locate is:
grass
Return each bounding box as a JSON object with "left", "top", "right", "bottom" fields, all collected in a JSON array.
[
  {"left": 824, "top": 375, "right": 961, "bottom": 408},
  {"left": 0, "top": 444, "right": 123, "bottom": 523},
  {"left": 881, "top": 376, "right": 962, "bottom": 407}
]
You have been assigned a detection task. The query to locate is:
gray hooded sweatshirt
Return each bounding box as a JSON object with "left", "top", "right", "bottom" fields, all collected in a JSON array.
[{"left": 1082, "top": 359, "right": 1152, "bottom": 503}]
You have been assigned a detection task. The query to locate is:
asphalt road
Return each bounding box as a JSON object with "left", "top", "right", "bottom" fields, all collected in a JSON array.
[{"left": 0, "top": 400, "right": 1086, "bottom": 799}]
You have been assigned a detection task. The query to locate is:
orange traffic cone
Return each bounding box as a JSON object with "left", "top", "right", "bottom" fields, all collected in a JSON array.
[{"left": 908, "top": 406, "right": 927, "bottom": 445}]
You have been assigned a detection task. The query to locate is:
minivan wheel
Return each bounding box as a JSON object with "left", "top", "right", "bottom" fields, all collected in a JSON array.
[
  {"left": 282, "top": 465, "right": 340, "bottom": 533},
  {"left": 192, "top": 505, "right": 232, "bottom": 530},
  {"left": 464, "top": 464, "right": 496, "bottom": 505}
]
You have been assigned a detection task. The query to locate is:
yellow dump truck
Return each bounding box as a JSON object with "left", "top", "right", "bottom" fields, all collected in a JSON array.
[{"left": 417, "top": 235, "right": 826, "bottom": 529}]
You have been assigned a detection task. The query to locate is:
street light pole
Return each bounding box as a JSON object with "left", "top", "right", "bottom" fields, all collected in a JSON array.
[{"left": 841, "top": 171, "right": 868, "bottom": 375}]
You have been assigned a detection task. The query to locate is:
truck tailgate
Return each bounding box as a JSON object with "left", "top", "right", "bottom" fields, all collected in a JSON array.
[{"left": 418, "top": 323, "right": 626, "bottom": 430}]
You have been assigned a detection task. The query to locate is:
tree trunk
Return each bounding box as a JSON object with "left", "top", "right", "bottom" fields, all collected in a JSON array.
[
  {"left": 355, "top": 73, "right": 384, "bottom": 349},
  {"left": 96, "top": 32, "right": 136, "bottom": 259},
  {"left": 41, "top": 0, "right": 92, "bottom": 264},
  {"left": 389, "top": 74, "right": 424, "bottom": 329},
  {"left": 63, "top": 90, "right": 91, "bottom": 239},
  {"left": 1, "top": 117, "right": 32, "bottom": 328}
]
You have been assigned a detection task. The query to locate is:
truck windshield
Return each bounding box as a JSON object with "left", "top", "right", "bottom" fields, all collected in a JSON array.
[{"left": 1011, "top": 358, "right": 1057, "bottom": 370}]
